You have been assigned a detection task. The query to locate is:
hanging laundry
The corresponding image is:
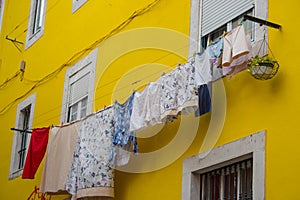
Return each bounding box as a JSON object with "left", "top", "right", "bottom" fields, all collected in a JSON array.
[
  {"left": 160, "top": 62, "right": 198, "bottom": 123},
  {"left": 195, "top": 84, "right": 211, "bottom": 117},
  {"left": 207, "top": 37, "right": 224, "bottom": 81},
  {"left": 22, "top": 127, "right": 50, "bottom": 179},
  {"left": 194, "top": 49, "right": 212, "bottom": 86},
  {"left": 111, "top": 92, "right": 138, "bottom": 166},
  {"left": 212, "top": 64, "right": 224, "bottom": 82},
  {"left": 66, "top": 107, "right": 115, "bottom": 199},
  {"left": 40, "top": 121, "right": 81, "bottom": 194},
  {"left": 222, "top": 34, "right": 252, "bottom": 77},
  {"left": 222, "top": 24, "right": 250, "bottom": 67},
  {"left": 209, "top": 36, "right": 223, "bottom": 66},
  {"left": 177, "top": 61, "right": 199, "bottom": 115},
  {"left": 159, "top": 70, "right": 178, "bottom": 123},
  {"left": 130, "top": 81, "right": 162, "bottom": 133}
]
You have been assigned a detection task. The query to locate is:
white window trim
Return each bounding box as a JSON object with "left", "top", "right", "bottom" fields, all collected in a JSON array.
[
  {"left": 189, "top": 0, "right": 268, "bottom": 57},
  {"left": 182, "top": 130, "right": 266, "bottom": 200},
  {"left": 72, "top": 0, "right": 87, "bottom": 13},
  {"left": 25, "top": 0, "right": 47, "bottom": 49},
  {"left": 9, "top": 93, "right": 36, "bottom": 180},
  {"left": 60, "top": 48, "right": 98, "bottom": 124},
  {"left": 0, "top": 0, "right": 5, "bottom": 33}
]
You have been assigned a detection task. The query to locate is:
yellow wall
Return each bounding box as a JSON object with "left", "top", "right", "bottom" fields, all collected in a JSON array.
[{"left": 0, "top": 0, "right": 300, "bottom": 199}]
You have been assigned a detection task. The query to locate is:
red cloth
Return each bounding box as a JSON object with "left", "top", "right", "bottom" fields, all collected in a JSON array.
[{"left": 22, "top": 127, "right": 50, "bottom": 179}]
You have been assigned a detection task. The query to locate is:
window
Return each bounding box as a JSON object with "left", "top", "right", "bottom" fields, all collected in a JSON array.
[
  {"left": 60, "top": 48, "right": 98, "bottom": 124},
  {"left": 182, "top": 131, "right": 265, "bottom": 200},
  {"left": 199, "top": 158, "right": 253, "bottom": 199},
  {"left": 9, "top": 93, "right": 36, "bottom": 180},
  {"left": 201, "top": 9, "right": 254, "bottom": 49},
  {"left": 189, "top": 0, "right": 268, "bottom": 56},
  {"left": 72, "top": 0, "right": 87, "bottom": 13},
  {"left": 0, "top": 0, "right": 5, "bottom": 33},
  {"left": 25, "top": 0, "right": 47, "bottom": 49}
]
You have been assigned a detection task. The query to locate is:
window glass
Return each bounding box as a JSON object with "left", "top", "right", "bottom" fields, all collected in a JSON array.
[
  {"left": 200, "top": 159, "right": 253, "bottom": 199},
  {"left": 60, "top": 48, "right": 98, "bottom": 124},
  {"left": 25, "top": 0, "right": 47, "bottom": 49},
  {"left": 0, "top": 0, "right": 5, "bottom": 33},
  {"left": 9, "top": 93, "right": 36, "bottom": 180}
]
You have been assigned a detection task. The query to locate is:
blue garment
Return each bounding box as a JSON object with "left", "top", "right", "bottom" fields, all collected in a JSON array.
[
  {"left": 195, "top": 84, "right": 211, "bottom": 117},
  {"left": 112, "top": 92, "right": 138, "bottom": 154},
  {"left": 209, "top": 37, "right": 223, "bottom": 65}
]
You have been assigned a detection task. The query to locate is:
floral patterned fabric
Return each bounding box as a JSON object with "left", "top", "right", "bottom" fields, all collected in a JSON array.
[
  {"left": 160, "top": 62, "right": 198, "bottom": 123},
  {"left": 112, "top": 92, "right": 138, "bottom": 166},
  {"left": 66, "top": 107, "right": 115, "bottom": 199}
]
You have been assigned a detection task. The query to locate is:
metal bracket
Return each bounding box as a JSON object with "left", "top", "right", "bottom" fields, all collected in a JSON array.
[
  {"left": 5, "top": 35, "right": 24, "bottom": 45},
  {"left": 11, "top": 128, "right": 32, "bottom": 134},
  {"left": 243, "top": 15, "right": 281, "bottom": 30}
]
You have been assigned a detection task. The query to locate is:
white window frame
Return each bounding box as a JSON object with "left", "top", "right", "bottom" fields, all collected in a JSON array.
[
  {"left": 25, "top": 0, "right": 47, "bottom": 49},
  {"left": 182, "top": 130, "right": 266, "bottom": 200},
  {"left": 9, "top": 93, "right": 36, "bottom": 180},
  {"left": 60, "top": 48, "right": 98, "bottom": 124},
  {"left": 0, "top": 0, "right": 5, "bottom": 33},
  {"left": 189, "top": 0, "right": 268, "bottom": 57},
  {"left": 72, "top": 0, "right": 87, "bottom": 13}
]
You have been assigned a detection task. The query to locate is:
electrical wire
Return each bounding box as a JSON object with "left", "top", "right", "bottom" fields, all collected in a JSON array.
[
  {"left": 31, "top": 40, "right": 192, "bottom": 126},
  {"left": 32, "top": 60, "right": 180, "bottom": 127},
  {"left": 0, "top": 0, "right": 161, "bottom": 115},
  {"left": 6, "top": 0, "right": 63, "bottom": 40},
  {"left": 2, "top": 3, "right": 265, "bottom": 126},
  {"left": 0, "top": 71, "right": 21, "bottom": 89}
]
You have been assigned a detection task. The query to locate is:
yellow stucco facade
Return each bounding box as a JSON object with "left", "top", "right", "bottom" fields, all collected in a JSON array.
[{"left": 0, "top": 0, "right": 299, "bottom": 199}]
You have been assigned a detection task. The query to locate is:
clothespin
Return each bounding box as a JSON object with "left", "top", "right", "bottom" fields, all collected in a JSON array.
[
  {"left": 104, "top": 105, "right": 107, "bottom": 110},
  {"left": 222, "top": 30, "right": 227, "bottom": 37},
  {"left": 239, "top": 18, "right": 244, "bottom": 25},
  {"left": 193, "top": 51, "right": 197, "bottom": 58},
  {"left": 248, "top": 29, "right": 253, "bottom": 35}
]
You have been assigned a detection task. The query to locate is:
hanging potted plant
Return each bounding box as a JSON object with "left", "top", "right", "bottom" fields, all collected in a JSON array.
[{"left": 247, "top": 55, "right": 279, "bottom": 80}]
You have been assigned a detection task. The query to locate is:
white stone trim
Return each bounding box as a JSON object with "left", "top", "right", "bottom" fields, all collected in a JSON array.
[
  {"left": 9, "top": 93, "right": 37, "bottom": 180},
  {"left": 0, "top": 0, "right": 5, "bottom": 33},
  {"left": 72, "top": 0, "right": 88, "bottom": 13},
  {"left": 25, "top": 0, "right": 47, "bottom": 49},
  {"left": 182, "top": 130, "right": 266, "bottom": 200},
  {"left": 188, "top": 0, "right": 268, "bottom": 57},
  {"left": 60, "top": 48, "right": 98, "bottom": 124}
]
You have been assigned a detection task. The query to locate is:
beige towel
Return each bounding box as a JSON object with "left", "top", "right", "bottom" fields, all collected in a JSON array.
[{"left": 40, "top": 121, "right": 81, "bottom": 194}]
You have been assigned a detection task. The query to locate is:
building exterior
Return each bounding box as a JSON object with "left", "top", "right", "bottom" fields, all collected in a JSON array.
[{"left": 0, "top": 0, "right": 299, "bottom": 199}]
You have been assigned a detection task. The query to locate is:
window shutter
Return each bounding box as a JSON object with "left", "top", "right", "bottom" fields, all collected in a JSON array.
[
  {"left": 201, "top": 0, "right": 254, "bottom": 36},
  {"left": 68, "top": 72, "right": 90, "bottom": 105}
]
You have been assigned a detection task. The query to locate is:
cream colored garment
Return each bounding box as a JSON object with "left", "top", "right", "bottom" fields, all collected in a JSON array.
[
  {"left": 130, "top": 81, "right": 162, "bottom": 133},
  {"left": 223, "top": 34, "right": 252, "bottom": 77},
  {"left": 40, "top": 121, "right": 81, "bottom": 194},
  {"left": 222, "top": 24, "right": 249, "bottom": 66}
]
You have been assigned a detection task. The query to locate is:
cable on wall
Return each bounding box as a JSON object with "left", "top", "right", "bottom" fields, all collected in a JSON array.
[{"left": 0, "top": 0, "right": 161, "bottom": 115}]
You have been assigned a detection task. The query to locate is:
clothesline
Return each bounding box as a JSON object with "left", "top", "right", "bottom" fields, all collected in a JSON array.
[
  {"left": 18, "top": 22, "right": 267, "bottom": 128},
  {"left": 13, "top": 23, "right": 259, "bottom": 199},
  {"left": 12, "top": 23, "right": 254, "bottom": 132}
]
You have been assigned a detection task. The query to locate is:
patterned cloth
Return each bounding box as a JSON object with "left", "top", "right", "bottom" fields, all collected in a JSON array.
[
  {"left": 112, "top": 92, "right": 138, "bottom": 166},
  {"left": 66, "top": 107, "right": 115, "bottom": 199},
  {"left": 160, "top": 62, "right": 198, "bottom": 123}
]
